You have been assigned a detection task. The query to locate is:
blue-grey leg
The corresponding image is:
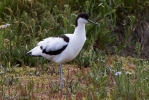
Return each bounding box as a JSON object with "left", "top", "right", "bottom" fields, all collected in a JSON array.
[{"left": 59, "top": 63, "right": 62, "bottom": 89}]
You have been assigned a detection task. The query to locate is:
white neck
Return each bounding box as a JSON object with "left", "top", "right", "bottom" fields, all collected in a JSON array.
[{"left": 74, "top": 24, "right": 86, "bottom": 35}]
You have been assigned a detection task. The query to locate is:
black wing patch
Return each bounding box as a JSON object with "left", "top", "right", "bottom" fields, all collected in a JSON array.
[
  {"left": 41, "top": 34, "right": 69, "bottom": 55},
  {"left": 54, "top": 34, "right": 69, "bottom": 42},
  {"left": 42, "top": 45, "right": 68, "bottom": 55}
]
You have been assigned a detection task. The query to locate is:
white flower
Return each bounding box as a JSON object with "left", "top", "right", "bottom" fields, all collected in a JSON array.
[
  {"left": 0, "top": 24, "right": 11, "bottom": 29},
  {"left": 114, "top": 71, "right": 122, "bottom": 76},
  {"left": 5, "top": 24, "right": 11, "bottom": 27},
  {"left": 126, "top": 71, "right": 132, "bottom": 75}
]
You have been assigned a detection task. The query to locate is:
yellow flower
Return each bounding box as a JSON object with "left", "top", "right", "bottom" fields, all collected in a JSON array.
[{"left": 126, "top": 71, "right": 132, "bottom": 75}]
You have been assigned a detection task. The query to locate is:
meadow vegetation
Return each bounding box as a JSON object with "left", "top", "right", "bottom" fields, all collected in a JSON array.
[{"left": 0, "top": 0, "right": 149, "bottom": 99}]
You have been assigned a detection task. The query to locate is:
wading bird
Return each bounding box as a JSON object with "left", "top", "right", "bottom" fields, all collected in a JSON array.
[{"left": 26, "top": 12, "right": 97, "bottom": 89}]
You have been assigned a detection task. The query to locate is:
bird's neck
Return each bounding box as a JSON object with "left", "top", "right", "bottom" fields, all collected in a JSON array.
[{"left": 74, "top": 24, "right": 86, "bottom": 35}]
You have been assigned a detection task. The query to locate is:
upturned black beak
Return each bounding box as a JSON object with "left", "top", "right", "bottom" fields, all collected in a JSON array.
[{"left": 88, "top": 19, "right": 98, "bottom": 25}]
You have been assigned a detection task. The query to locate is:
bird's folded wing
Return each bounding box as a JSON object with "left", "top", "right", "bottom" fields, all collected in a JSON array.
[{"left": 38, "top": 37, "right": 69, "bottom": 55}]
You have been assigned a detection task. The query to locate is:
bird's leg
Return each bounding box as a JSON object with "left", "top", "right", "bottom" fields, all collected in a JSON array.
[{"left": 59, "top": 63, "right": 62, "bottom": 89}]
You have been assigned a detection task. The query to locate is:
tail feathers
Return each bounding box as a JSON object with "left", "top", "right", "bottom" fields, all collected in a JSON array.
[{"left": 26, "top": 46, "right": 42, "bottom": 57}]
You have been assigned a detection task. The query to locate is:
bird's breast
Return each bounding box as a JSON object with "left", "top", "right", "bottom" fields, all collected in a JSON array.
[{"left": 66, "top": 35, "right": 86, "bottom": 58}]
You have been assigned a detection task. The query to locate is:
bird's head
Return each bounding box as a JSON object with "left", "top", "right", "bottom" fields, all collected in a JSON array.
[{"left": 75, "top": 12, "right": 97, "bottom": 27}]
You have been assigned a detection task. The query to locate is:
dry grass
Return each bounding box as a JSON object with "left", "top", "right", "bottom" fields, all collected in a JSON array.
[
  {"left": 0, "top": 56, "right": 149, "bottom": 99},
  {"left": 0, "top": 64, "right": 92, "bottom": 99}
]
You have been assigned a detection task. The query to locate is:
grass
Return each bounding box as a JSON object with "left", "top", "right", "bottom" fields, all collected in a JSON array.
[
  {"left": 0, "top": 56, "right": 149, "bottom": 99},
  {"left": 0, "top": 0, "right": 149, "bottom": 99}
]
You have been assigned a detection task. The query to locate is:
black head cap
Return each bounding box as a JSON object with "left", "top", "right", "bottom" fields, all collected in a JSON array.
[{"left": 75, "top": 12, "right": 89, "bottom": 27}]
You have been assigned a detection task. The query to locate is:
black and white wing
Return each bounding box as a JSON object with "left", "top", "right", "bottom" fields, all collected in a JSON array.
[{"left": 26, "top": 35, "right": 70, "bottom": 56}]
